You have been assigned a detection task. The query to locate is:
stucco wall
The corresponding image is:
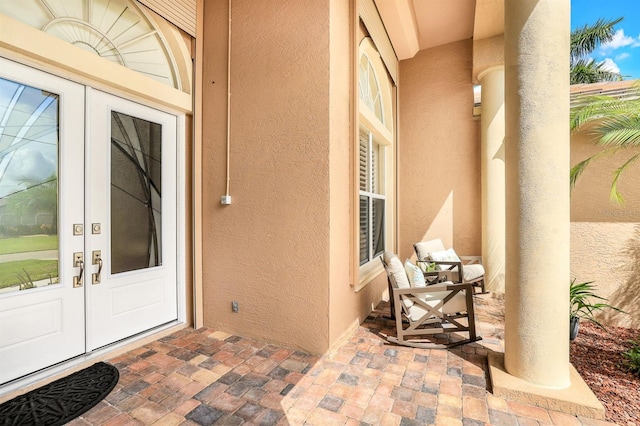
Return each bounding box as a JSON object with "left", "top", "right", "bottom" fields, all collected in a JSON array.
[
  {"left": 200, "top": 1, "right": 390, "bottom": 354},
  {"left": 398, "top": 40, "right": 481, "bottom": 261},
  {"left": 201, "top": 0, "right": 331, "bottom": 353},
  {"left": 570, "top": 131, "right": 640, "bottom": 328},
  {"left": 201, "top": 0, "right": 341, "bottom": 354}
]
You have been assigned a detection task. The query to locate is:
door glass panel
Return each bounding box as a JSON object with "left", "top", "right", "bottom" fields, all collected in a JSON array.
[
  {"left": 111, "top": 111, "right": 162, "bottom": 274},
  {"left": 0, "top": 77, "right": 59, "bottom": 294}
]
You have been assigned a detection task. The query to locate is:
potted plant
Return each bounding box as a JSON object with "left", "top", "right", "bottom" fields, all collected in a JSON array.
[{"left": 569, "top": 278, "right": 623, "bottom": 340}]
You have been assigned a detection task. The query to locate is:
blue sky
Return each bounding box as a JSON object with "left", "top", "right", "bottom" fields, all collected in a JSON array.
[{"left": 572, "top": 0, "right": 640, "bottom": 80}]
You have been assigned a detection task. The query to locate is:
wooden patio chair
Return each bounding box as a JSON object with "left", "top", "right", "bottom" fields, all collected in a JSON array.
[
  {"left": 414, "top": 239, "right": 486, "bottom": 294},
  {"left": 381, "top": 252, "right": 481, "bottom": 349}
]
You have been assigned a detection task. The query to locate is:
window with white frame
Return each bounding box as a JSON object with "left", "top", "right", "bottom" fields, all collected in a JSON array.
[
  {"left": 358, "top": 37, "right": 392, "bottom": 271},
  {"left": 359, "top": 131, "right": 385, "bottom": 265}
]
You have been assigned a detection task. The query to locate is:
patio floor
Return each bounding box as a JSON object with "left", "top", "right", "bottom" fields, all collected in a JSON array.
[{"left": 68, "top": 294, "right": 615, "bottom": 425}]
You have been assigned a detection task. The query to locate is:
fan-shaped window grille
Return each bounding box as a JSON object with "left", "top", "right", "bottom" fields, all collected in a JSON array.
[
  {"left": 359, "top": 53, "right": 384, "bottom": 124},
  {"left": 0, "top": 0, "right": 182, "bottom": 90}
]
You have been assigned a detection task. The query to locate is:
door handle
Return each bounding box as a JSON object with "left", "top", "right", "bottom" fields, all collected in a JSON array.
[
  {"left": 92, "top": 250, "right": 103, "bottom": 284},
  {"left": 73, "top": 252, "right": 84, "bottom": 288}
]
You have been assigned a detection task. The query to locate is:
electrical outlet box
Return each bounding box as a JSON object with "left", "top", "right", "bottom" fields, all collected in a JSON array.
[
  {"left": 221, "top": 195, "right": 232, "bottom": 205},
  {"left": 231, "top": 301, "right": 239, "bottom": 312}
]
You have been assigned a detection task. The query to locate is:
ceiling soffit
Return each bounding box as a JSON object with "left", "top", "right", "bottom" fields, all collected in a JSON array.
[{"left": 374, "top": 0, "right": 504, "bottom": 60}]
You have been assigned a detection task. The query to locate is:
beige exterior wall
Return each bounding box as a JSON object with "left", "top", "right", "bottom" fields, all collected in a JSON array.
[
  {"left": 398, "top": 40, "right": 482, "bottom": 260},
  {"left": 200, "top": 0, "right": 386, "bottom": 354},
  {"left": 570, "top": 130, "right": 640, "bottom": 328}
]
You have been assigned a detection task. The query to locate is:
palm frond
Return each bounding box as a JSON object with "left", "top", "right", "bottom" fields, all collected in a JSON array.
[
  {"left": 570, "top": 58, "right": 623, "bottom": 84},
  {"left": 570, "top": 147, "right": 619, "bottom": 192},
  {"left": 596, "top": 115, "right": 640, "bottom": 147},
  {"left": 571, "top": 93, "right": 640, "bottom": 137},
  {"left": 570, "top": 17, "right": 623, "bottom": 60},
  {"left": 570, "top": 94, "right": 627, "bottom": 131},
  {"left": 610, "top": 153, "right": 640, "bottom": 205}
]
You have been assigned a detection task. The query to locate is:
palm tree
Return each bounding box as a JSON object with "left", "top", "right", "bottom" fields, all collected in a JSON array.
[
  {"left": 568, "top": 17, "right": 640, "bottom": 204},
  {"left": 571, "top": 18, "right": 623, "bottom": 84},
  {"left": 570, "top": 83, "right": 640, "bottom": 204}
]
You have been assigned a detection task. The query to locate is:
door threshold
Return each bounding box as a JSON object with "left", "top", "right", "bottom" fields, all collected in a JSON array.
[{"left": 0, "top": 321, "right": 189, "bottom": 403}]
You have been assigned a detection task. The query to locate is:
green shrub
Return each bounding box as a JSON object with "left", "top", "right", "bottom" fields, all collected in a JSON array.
[{"left": 622, "top": 338, "right": 640, "bottom": 376}]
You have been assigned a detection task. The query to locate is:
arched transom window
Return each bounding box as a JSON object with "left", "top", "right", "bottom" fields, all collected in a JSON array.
[
  {"left": 359, "top": 53, "right": 384, "bottom": 124},
  {"left": 0, "top": 0, "right": 182, "bottom": 90}
]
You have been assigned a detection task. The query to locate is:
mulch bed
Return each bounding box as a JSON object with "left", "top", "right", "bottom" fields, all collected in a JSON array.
[{"left": 570, "top": 321, "right": 640, "bottom": 425}]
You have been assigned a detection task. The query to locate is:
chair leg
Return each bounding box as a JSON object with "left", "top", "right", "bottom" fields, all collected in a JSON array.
[
  {"left": 465, "top": 288, "right": 478, "bottom": 342},
  {"left": 386, "top": 280, "right": 396, "bottom": 320},
  {"left": 472, "top": 278, "right": 487, "bottom": 294},
  {"left": 386, "top": 335, "right": 478, "bottom": 350}
]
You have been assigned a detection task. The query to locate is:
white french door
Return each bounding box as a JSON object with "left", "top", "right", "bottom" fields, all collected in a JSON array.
[
  {"left": 0, "top": 59, "right": 86, "bottom": 384},
  {"left": 86, "top": 89, "right": 177, "bottom": 350},
  {"left": 0, "top": 58, "right": 178, "bottom": 384}
]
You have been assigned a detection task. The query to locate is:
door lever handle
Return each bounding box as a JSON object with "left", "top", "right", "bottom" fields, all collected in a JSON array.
[
  {"left": 73, "top": 252, "right": 84, "bottom": 288},
  {"left": 92, "top": 250, "right": 102, "bottom": 284}
]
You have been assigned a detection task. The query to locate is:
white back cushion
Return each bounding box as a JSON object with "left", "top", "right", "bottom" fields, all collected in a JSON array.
[
  {"left": 404, "top": 259, "right": 426, "bottom": 288},
  {"left": 383, "top": 252, "right": 413, "bottom": 308},
  {"left": 414, "top": 239, "right": 447, "bottom": 260},
  {"left": 429, "top": 248, "right": 460, "bottom": 262},
  {"left": 384, "top": 253, "right": 411, "bottom": 289}
]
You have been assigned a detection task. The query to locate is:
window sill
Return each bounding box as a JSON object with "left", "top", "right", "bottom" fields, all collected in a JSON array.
[{"left": 355, "top": 258, "right": 384, "bottom": 292}]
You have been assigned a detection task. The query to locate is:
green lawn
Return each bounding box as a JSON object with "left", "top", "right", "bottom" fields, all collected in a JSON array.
[
  {"left": 0, "top": 259, "right": 59, "bottom": 289},
  {"left": 0, "top": 235, "right": 58, "bottom": 255}
]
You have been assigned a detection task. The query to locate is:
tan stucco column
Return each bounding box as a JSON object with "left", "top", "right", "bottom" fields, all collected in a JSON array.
[
  {"left": 504, "top": 0, "right": 570, "bottom": 388},
  {"left": 479, "top": 66, "right": 505, "bottom": 293}
]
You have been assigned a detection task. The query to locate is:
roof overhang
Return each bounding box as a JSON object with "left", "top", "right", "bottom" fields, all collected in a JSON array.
[{"left": 374, "top": 0, "right": 504, "bottom": 60}]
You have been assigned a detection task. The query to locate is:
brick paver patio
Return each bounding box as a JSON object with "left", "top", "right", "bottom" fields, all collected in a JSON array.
[{"left": 68, "top": 294, "right": 615, "bottom": 425}]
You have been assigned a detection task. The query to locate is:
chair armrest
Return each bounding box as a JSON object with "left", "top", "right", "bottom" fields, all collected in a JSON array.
[
  {"left": 391, "top": 282, "right": 473, "bottom": 295},
  {"left": 424, "top": 282, "right": 474, "bottom": 293},
  {"left": 459, "top": 255, "right": 482, "bottom": 265},
  {"left": 416, "top": 260, "right": 461, "bottom": 283},
  {"left": 430, "top": 260, "right": 462, "bottom": 271},
  {"left": 421, "top": 270, "right": 443, "bottom": 283}
]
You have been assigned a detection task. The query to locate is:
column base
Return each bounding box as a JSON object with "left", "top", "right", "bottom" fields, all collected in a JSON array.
[{"left": 488, "top": 352, "right": 605, "bottom": 420}]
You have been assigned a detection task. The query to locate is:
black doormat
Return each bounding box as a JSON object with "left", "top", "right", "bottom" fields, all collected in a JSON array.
[{"left": 0, "top": 362, "right": 119, "bottom": 426}]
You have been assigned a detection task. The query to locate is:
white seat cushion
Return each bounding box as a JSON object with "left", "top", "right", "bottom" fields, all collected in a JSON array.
[
  {"left": 407, "top": 289, "right": 467, "bottom": 320},
  {"left": 462, "top": 264, "right": 484, "bottom": 282}
]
